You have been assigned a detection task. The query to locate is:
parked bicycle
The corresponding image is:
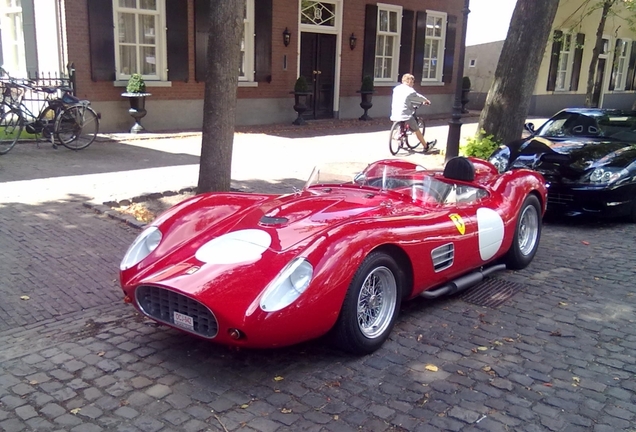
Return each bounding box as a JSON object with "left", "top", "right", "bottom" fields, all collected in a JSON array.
[
  {"left": 0, "top": 69, "right": 99, "bottom": 155},
  {"left": 389, "top": 103, "right": 430, "bottom": 155}
]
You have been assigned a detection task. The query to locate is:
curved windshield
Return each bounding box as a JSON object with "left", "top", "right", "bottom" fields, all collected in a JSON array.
[{"left": 536, "top": 111, "right": 636, "bottom": 141}]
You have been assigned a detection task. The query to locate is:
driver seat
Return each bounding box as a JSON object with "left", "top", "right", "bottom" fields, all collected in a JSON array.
[{"left": 443, "top": 157, "right": 475, "bottom": 182}]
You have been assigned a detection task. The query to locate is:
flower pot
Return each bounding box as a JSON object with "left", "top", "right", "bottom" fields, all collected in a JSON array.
[
  {"left": 358, "top": 90, "right": 374, "bottom": 121},
  {"left": 291, "top": 91, "right": 311, "bottom": 126},
  {"left": 122, "top": 92, "right": 152, "bottom": 133}
]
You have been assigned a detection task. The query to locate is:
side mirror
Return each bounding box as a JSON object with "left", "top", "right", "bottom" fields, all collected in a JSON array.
[
  {"left": 354, "top": 173, "right": 367, "bottom": 185},
  {"left": 524, "top": 122, "right": 535, "bottom": 134}
]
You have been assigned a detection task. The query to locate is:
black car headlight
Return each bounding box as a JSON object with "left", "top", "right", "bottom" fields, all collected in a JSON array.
[
  {"left": 586, "top": 167, "right": 629, "bottom": 185},
  {"left": 489, "top": 146, "right": 510, "bottom": 174}
]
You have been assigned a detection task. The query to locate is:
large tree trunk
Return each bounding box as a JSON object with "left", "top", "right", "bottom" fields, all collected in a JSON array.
[
  {"left": 584, "top": 0, "right": 615, "bottom": 107},
  {"left": 197, "top": 0, "right": 245, "bottom": 193},
  {"left": 477, "top": 0, "right": 559, "bottom": 145}
]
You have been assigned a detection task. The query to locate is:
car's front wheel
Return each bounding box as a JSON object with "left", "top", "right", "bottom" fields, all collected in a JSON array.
[
  {"left": 332, "top": 252, "right": 402, "bottom": 354},
  {"left": 505, "top": 194, "right": 542, "bottom": 270}
]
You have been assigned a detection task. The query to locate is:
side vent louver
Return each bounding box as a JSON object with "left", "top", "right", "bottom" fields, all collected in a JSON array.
[{"left": 431, "top": 243, "right": 454, "bottom": 272}]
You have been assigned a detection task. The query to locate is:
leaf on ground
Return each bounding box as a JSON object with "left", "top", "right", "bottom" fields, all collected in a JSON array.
[
  {"left": 504, "top": 337, "right": 515, "bottom": 342},
  {"left": 457, "top": 370, "right": 466, "bottom": 376},
  {"left": 559, "top": 302, "right": 568, "bottom": 306},
  {"left": 274, "top": 376, "right": 284, "bottom": 381},
  {"left": 281, "top": 408, "right": 292, "bottom": 414},
  {"left": 543, "top": 383, "right": 553, "bottom": 387},
  {"left": 425, "top": 364, "right": 438, "bottom": 372},
  {"left": 477, "top": 346, "right": 488, "bottom": 351},
  {"left": 573, "top": 377, "right": 580, "bottom": 383},
  {"left": 581, "top": 241, "right": 589, "bottom": 245},
  {"left": 70, "top": 408, "right": 81, "bottom": 415},
  {"left": 240, "top": 404, "right": 249, "bottom": 409},
  {"left": 20, "top": 295, "right": 30, "bottom": 300},
  {"left": 417, "top": 334, "right": 423, "bottom": 342},
  {"left": 493, "top": 341, "right": 503, "bottom": 346},
  {"left": 482, "top": 366, "right": 492, "bottom": 372},
  {"left": 97, "top": 351, "right": 105, "bottom": 357}
]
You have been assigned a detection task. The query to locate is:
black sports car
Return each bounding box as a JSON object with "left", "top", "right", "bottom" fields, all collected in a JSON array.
[{"left": 489, "top": 108, "right": 636, "bottom": 222}]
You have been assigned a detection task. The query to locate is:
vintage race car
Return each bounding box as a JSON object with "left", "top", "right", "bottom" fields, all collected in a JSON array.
[{"left": 119, "top": 157, "right": 547, "bottom": 354}]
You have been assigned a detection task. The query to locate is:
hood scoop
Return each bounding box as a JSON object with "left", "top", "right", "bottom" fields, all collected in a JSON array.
[{"left": 259, "top": 215, "right": 289, "bottom": 226}]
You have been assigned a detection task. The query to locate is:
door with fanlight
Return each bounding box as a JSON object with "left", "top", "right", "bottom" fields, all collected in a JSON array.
[{"left": 300, "top": 32, "right": 336, "bottom": 119}]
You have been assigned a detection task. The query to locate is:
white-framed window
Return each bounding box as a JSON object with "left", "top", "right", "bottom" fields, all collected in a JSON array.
[
  {"left": 240, "top": 0, "right": 255, "bottom": 81},
  {"left": 614, "top": 39, "right": 631, "bottom": 91},
  {"left": 0, "top": 0, "right": 26, "bottom": 77},
  {"left": 469, "top": 59, "right": 476, "bottom": 67},
  {"left": 374, "top": 3, "right": 401, "bottom": 82},
  {"left": 422, "top": 10, "right": 446, "bottom": 83},
  {"left": 114, "top": 0, "right": 166, "bottom": 81},
  {"left": 555, "top": 32, "right": 573, "bottom": 91}
]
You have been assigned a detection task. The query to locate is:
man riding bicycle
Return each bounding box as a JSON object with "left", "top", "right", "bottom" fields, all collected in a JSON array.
[{"left": 390, "top": 73, "right": 437, "bottom": 152}]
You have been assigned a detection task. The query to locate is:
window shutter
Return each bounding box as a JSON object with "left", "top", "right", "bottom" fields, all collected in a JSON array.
[
  {"left": 569, "top": 33, "right": 585, "bottom": 91},
  {"left": 194, "top": 0, "right": 210, "bottom": 82},
  {"left": 362, "top": 4, "right": 378, "bottom": 81},
  {"left": 546, "top": 30, "right": 563, "bottom": 91},
  {"left": 442, "top": 15, "right": 457, "bottom": 84},
  {"left": 625, "top": 41, "right": 636, "bottom": 91},
  {"left": 254, "top": 0, "right": 273, "bottom": 83},
  {"left": 398, "top": 9, "right": 414, "bottom": 82},
  {"left": 609, "top": 38, "right": 622, "bottom": 91},
  {"left": 166, "top": 0, "right": 188, "bottom": 82},
  {"left": 87, "top": 0, "right": 115, "bottom": 81},
  {"left": 412, "top": 11, "right": 427, "bottom": 83}
]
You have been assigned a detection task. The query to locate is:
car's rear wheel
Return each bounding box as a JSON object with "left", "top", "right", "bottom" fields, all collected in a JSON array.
[
  {"left": 333, "top": 252, "right": 402, "bottom": 354},
  {"left": 505, "top": 194, "right": 542, "bottom": 270}
]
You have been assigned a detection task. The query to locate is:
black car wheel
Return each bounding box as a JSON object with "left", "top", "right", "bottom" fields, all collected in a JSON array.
[
  {"left": 505, "top": 194, "right": 542, "bottom": 270},
  {"left": 332, "top": 252, "right": 402, "bottom": 355}
]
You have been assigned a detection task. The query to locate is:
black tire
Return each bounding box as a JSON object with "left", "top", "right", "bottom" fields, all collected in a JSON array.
[
  {"left": 389, "top": 122, "right": 403, "bottom": 155},
  {"left": 332, "top": 252, "right": 402, "bottom": 354},
  {"left": 0, "top": 107, "right": 23, "bottom": 155},
  {"left": 404, "top": 116, "right": 425, "bottom": 150},
  {"left": 56, "top": 105, "right": 99, "bottom": 150},
  {"left": 628, "top": 199, "right": 636, "bottom": 223},
  {"left": 504, "top": 194, "right": 542, "bottom": 270}
]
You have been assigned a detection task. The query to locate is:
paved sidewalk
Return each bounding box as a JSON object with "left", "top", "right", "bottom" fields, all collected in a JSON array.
[{"left": 1, "top": 117, "right": 635, "bottom": 432}]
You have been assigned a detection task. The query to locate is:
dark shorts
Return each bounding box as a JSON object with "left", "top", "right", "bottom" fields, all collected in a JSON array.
[{"left": 407, "top": 116, "right": 419, "bottom": 131}]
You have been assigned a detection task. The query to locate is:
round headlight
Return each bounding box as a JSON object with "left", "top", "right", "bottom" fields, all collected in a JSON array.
[
  {"left": 289, "top": 260, "right": 313, "bottom": 292},
  {"left": 120, "top": 226, "right": 162, "bottom": 270}
]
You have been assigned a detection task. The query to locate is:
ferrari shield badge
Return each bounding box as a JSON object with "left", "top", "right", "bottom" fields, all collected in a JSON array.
[{"left": 449, "top": 214, "right": 465, "bottom": 235}]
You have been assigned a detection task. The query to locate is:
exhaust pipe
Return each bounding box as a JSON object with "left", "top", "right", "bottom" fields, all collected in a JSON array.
[{"left": 420, "top": 264, "right": 507, "bottom": 299}]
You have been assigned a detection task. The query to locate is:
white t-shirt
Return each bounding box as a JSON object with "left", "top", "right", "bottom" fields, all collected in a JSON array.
[{"left": 390, "top": 83, "right": 428, "bottom": 121}]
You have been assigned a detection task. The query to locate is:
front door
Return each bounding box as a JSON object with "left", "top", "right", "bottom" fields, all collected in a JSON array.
[
  {"left": 591, "top": 58, "right": 606, "bottom": 108},
  {"left": 300, "top": 33, "right": 336, "bottom": 120}
]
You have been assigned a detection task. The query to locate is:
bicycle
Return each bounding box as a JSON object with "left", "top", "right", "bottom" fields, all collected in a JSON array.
[
  {"left": 0, "top": 72, "right": 99, "bottom": 155},
  {"left": 389, "top": 103, "right": 430, "bottom": 156}
]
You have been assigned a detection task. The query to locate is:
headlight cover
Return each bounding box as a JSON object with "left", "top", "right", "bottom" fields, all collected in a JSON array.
[
  {"left": 260, "top": 258, "right": 314, "bottom": 312},
  {"left": 586, "top": 167, "right": 629, "bottom": 185},
  {"left": 489, "top": 146, "right": 510, "bottom": 174},
  {"left": 120, "top": 226, "right": 162, "bottom": 270}
]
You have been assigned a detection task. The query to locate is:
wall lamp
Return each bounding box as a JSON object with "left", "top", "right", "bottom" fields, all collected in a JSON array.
[
  {"left": 349, "top": 33, "right": 357, "bottom": 50},
  {"left": 283, "top": 27, "right": 291, "bottom": 47}
]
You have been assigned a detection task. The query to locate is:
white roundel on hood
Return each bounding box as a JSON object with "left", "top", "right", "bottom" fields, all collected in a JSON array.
[
  {"left": 195, "top": 229, "right": 272, "bottom": 265},
  {"left": 477, "top": 208, "right": 504, "bottom": 261}
]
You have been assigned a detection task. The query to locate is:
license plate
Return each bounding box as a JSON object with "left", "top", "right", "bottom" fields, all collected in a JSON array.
[{"left": 173, "top": 311, "right": 194, "bottom": 331}]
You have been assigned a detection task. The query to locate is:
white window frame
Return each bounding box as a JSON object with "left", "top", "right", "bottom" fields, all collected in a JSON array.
[
  {"left": 374, "top": 3, "right": 402, "bottom": 83},
  {"left": 469, "top": 58, "right": 476, "bottom": 67},
  {"left": 422, "top": 10, "right": 446, "bottom": 84},
  {"left": 614, "top": 38, "right": 631, "bottom": 91},
  {"left": 555, "top": 32, "right": 573, "bottom": 91},
  {"left": 113, "top": 0, "right": 167, "bottom": 82},
  {"left": 0, "top": 0, "right": 26, "bottom": 77},
  {"left": 239, "top": 0, "right": 255, "bottom": 82}
]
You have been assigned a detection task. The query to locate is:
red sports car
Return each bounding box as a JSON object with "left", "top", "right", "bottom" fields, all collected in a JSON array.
[{"left": 119, "top": 157, "right": 547, "bottom": 354}]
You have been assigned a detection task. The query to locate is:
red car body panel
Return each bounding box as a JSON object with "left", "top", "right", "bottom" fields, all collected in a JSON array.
[{"left": 120, "top": 158, "right": 547, "bottom": 349}]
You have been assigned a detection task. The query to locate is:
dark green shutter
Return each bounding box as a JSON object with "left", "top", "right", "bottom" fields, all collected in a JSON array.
[
  {"left": 546, "top": 30, "right": 562, "bottom": 91},
  {"left": 362, "top": 4, "right": 378, "bottom": 81},
  {"left": 412, "top": 11, "right": 427, "bottom": 83},
  {"left": 166, "top": 0, "right": 188, "bottom": 82},
  {"left": 625, "top": 41, "right": 636, "bottom": 91},
  {"left": 254, "top": 0, "right": 273, "bottom": 83},
  {"left": 609, "top": 39, "right": 622, "bottom": 91},
  {"left": 87, "top": 0, "right": 115, "bottom": 81},
  {"left": 398, "top": 9, "right": 414, "bottom": 82},
  {"left": 194, "top": 0, "right": 210, "bottom": 82},
  {"left": 569, "top": 33, "right": 585, "bottom": 91},
  {"left": 442, "top": 15, "right": 457, "bottom": 84}
]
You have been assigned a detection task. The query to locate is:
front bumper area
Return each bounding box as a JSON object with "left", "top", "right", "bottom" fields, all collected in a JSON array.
[{"left": 546, "top": 184, "right": 633, "bottom": 218}]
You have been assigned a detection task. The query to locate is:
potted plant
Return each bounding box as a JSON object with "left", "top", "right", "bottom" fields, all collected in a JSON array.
[
  {"left": 357, "top": 75, "right": 374, "bottom": 121},
  {"left": 461, "top": 76, "right": 471, "bottom": 114},
  {"left": 121, "top": 73, "right": 152, "bottom": 133},
  {"left": 291, "top": 76, "right": 311, "bottom": 126}
]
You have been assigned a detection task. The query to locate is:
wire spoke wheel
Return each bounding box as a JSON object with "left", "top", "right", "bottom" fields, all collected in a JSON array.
[
  {"left": 389, "top": 122, "right": 404, "bottom": 155},
  {"left": 0, "top": 107, "right": 23, "bottom": 155},
  {"left": 404, "top": 117, "right": 425, "bottom": 150},
  {"left": 56, "top": 105, "right": 99, "bottom": 150},
  {"left": 517, "top": 203, "right": 539, "bottom": 255},
  {"left": 356, "top": 266, "right": 397, "bottom": 339}
]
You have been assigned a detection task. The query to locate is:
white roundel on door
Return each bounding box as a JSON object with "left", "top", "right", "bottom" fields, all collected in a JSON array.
[{"left": 476, "top": 208, "right": 504, "bottom": 261}]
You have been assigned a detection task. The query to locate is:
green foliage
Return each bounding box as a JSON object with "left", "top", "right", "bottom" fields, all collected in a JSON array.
[
  {"left": 126, "top": 74, "right": 146, "bottom": 93},
  {"left": 361, "top": 75, "right": 374, "bottom": 92},
  {"left": 462, "top": 76, "right": 471, "bottom": 90},
  {"left": 461, "top": 129, "right": 501, "bottom": 159},
  {"left": 294, "top": 76, "right": 310, "bottom": 93}
]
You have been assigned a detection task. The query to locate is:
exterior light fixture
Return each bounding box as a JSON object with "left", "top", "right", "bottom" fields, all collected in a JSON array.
[
  {"left": 283, "top": 27, "right": 291, "bottom": 47},
  {"left": 349, "top": 33, "right": 357, "bottom": 50}
]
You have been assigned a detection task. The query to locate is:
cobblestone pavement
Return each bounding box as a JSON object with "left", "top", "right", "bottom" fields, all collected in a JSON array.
[{"left": 1, "top": 121, "right": 636, "bottom": 431}]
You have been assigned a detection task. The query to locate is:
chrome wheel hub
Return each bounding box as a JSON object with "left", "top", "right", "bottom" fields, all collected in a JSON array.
[{"left": 357, "top": 266, "right": 397, "bottom": 339}]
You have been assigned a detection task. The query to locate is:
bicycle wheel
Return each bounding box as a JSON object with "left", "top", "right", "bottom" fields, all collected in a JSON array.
[
  {"left": 404, "top": 116, "right": 425, "bottom": 150},
  {"left": 0, "top": 106, "right": 24, "bottom": 155},
  {"left": 389, "top": 122, "right": 404, "bottom": 155},
  {"left": 39, "top": 106, "right": 57, "bottom": 141},
  {"left": 56, "top": 105, "right": 99, "bottom": 150}
]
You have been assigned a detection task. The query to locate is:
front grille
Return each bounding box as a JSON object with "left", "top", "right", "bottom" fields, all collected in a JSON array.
[
  {"left": 547, "top": 191, "right": 574, "bottom": 206},
  {"left": 135, "top": 285, "right": 218, "bottom": 338},
  {"left": 431, "top": 243, "right": 454, "bottom": 272}
]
